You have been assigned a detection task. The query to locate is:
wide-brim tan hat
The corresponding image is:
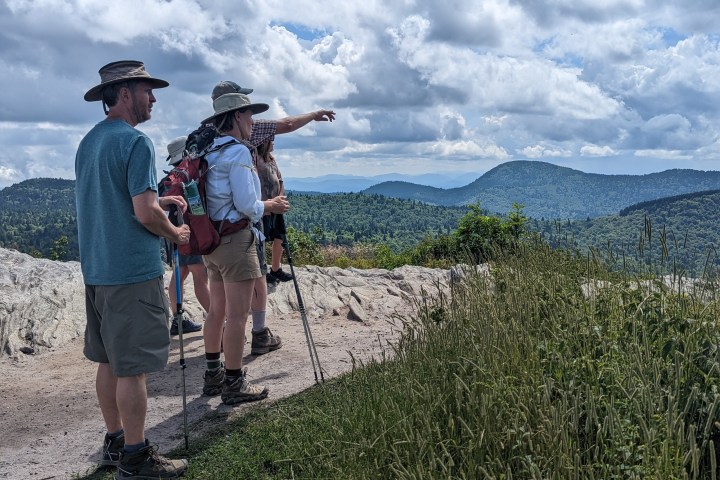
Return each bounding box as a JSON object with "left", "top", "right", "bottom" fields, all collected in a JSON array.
[
  {"left": 201, "top": 93, "right": 269, "bottom": 125},
  {"left": 84, "top": 60, "right": 169, "bottom": 102},
  {"left": 167, "top": 136, "right": 188, "bottom": 165}
]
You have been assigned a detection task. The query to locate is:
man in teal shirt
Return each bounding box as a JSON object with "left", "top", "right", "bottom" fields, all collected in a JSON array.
[{"left": 76, "top": 60, "right": 189, "bottom": 478}]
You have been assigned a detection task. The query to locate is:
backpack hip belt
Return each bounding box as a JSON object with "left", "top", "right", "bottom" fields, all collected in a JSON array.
[{"left": 212, "top": 218, "right": 250, "bottom": 237}]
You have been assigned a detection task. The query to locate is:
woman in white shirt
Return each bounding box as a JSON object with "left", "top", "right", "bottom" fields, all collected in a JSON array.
[{"left": 199, "top": 93, "right": 289, "bottom": 406}]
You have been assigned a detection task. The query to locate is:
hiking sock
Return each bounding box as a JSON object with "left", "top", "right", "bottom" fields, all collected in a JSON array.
[
  {"left": 124, "top": 440, "right": 147, "bottom": 454},
  {"left": 206, "top": 352, "right": 222, "bottom": 371},
  {"left": 226, "top": 368, "right": 242, "bottom": 381},
  {"left": 107, "top": 428, "right": 124, "bottom": 438},
  {"left": 251, "top": 310, "right": 266, "bottom": 333}
]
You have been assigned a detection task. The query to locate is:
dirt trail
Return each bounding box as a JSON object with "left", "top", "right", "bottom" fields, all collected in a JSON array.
[{"left": 0, "top": 302, "right": 405, "bottom": 479}]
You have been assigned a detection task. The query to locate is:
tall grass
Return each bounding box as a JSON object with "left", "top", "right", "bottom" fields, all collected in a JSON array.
[{"left": 142, "top": 236, "right": 718, "bottom": 479}]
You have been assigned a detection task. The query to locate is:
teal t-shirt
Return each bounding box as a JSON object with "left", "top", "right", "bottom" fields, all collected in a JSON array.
[{"left": 75, "top": 119, "right": 163, "bottom": 285}]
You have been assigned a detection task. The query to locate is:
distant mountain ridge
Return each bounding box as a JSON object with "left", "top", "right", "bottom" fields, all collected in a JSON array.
[
  {"left": 363, "top": 161, "right": 720, "bottom": 219},
  {"left": 284, "top": 172, "right": 476, "bottom": 193}
]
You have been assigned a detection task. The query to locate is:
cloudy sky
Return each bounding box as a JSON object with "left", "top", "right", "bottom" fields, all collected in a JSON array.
[{"left": 1, "top": 0, "right": 720, "bottom": 189}]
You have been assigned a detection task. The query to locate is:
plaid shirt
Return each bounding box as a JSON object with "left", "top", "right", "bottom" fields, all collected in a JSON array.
[{"left": 249, "top": 120, "right": 277, "bottom": 147}]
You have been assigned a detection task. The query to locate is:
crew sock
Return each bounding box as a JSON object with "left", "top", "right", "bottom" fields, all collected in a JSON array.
[
  {"left": 123, "top": 440, "right": 146, "bottom": 454},
  {"left": 251, "top": 310, "right": 266, "bottom": 333},
  {"left": 107, "top": 428, "right": 124, "bottom": 438},
  {"left": 226, "top": 368, "right": 242, "bottom": 381},
  {"left": 205, "top": 352, "right": 221, "bottom": 371}
]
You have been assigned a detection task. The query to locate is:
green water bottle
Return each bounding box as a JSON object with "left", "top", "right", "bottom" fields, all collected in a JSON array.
[{"left": 183, "top": 180, "right": 205, "bottom": 215}]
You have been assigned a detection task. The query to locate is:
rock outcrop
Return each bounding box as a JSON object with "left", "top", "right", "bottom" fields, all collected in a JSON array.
[
  {"left": 0, "top": 248, "right": 85, "bottom": 357},
  {"left": 0, "top": 247, "right": 452, "bottom": 358}
]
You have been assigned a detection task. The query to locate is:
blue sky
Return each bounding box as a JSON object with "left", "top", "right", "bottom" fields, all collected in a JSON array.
[{"left": 1, "top": 0, "right": 719, "bottom": 189}]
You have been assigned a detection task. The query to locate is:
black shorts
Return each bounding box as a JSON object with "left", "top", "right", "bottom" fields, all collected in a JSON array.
[{"left": 262, "top": 213, "right": 286, "bottom": 242}]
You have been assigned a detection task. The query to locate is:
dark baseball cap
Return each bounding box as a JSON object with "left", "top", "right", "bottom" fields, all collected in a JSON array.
[{"left": 211, "top": 80, "right": 253, "bottom": 100}]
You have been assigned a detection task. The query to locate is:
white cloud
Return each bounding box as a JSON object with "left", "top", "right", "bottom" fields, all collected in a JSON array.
[
  {"left": 580, "top": 144, "right": 617, "bottom": 156},
  {"left": 0, "top": 0, "right": 720, "bottom": 189},
  {"left": 520, "top": 145, "right": 573, "bottom": 158}
]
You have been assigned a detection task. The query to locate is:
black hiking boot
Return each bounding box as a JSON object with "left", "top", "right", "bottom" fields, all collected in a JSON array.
[
  {"left": 269, "top": 267, "right": 293, "bottom": 282},
  {"left": 100, "top": 432, "right": 125, "bottom": 467},
  {"left": 203, "top": 367, "right": 225, "bottom": 396}
]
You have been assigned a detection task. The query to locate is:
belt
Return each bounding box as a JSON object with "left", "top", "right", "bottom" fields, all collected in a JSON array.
[{"left": 212, "top": 218, "right": 249, "bottom": 236}]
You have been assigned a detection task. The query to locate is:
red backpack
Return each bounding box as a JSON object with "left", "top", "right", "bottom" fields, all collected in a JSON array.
[{"left": 160, "top": 125, "right": 241, "bottom": 256}]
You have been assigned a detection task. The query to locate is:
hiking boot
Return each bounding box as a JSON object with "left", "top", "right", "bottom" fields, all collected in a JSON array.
[
  {"left": 170, "top": 315, "right": 202, "bottom": 336},
  {"left": 100, "top": 432, "right": 124, "bottom": 467},
  {"left": 265, "top": 272, "right": 280, "bottom": 285},
  {"left": 251, "top": 327, "right": 283, "bottom": 355},
  {"left": 117, "top": 441, "right": 187, "bottom": 479},
  {"left": 221, "top": 369, "right": 269, "bottom": 405},
  {"left": 203, "top": 367, "right": 225, "bottom": 397},
  {"left": 269, "top": 267, "right": 293, "bottom": 282}
]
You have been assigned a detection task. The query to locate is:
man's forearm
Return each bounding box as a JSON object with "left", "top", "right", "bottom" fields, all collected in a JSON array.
[{"left": 140, "top": 204, "right": 181, "bottom": 241}]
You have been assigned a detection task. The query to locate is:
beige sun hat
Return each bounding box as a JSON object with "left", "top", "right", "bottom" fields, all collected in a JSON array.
[
  {"left": 201, "top": 93, "right": 269, "bottom": 125},
  {"left": 166, "top": 136, "right": 187, "bottom": 166},
  {"left": 211, "top": 80, "right": 253, "bottom": 100},
  {"left": 84, "top": 60, "right": 169, "bottom": 102}
]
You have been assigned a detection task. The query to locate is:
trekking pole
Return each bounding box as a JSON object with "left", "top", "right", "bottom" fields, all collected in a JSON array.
[
  {"left": 172, "top": 207, "right": 190, "bottom": 450},
  {"left": 277, "top": 215, "right": 325, "bottom": 383}
]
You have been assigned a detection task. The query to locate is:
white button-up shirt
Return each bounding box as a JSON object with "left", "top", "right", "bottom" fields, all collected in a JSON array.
[{"left": 204, "top": 136, "right": 264, "bottom": 224}]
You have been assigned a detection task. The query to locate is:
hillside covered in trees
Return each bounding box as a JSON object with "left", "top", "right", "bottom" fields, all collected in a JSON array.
[
  {"left": 0, "top": 179, "right": 467, "bottom": 261},
  {"left": 364, "top": 161, "right": 720, "bottom": 219},
  {"left": 531, "top": 189, "right": 720, "bottom": 275},
  {"left": 0, "top": 178, "right": 77, "bottom": 260},
  {"left": 1, "top": 178, "right": 717, "bottom": 276}
]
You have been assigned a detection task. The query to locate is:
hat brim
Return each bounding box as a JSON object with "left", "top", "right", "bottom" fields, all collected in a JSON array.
[
  {"left": 84, "top": 77, "right": 170, "bottom": 102},
  {"left": 201, "top": 103, "right": 269, "bottom": 125}
]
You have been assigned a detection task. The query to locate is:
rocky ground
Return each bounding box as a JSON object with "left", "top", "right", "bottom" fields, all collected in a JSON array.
[{"left": 0, "top": 249, "right": 450, "bottom": 479}]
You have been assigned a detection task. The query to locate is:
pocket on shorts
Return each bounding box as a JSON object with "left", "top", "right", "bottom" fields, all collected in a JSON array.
[{"left": 138, "top": 298, "right": 166, "bottom": 314}]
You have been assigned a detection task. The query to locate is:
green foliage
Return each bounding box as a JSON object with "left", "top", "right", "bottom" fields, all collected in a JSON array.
[
  {"left": 49, "top": 235, "right": 69, "bottom": 261},
  {"left": 140, "top": 240, "right": 720, "bottom": 479},
  {"left": 0, "top": 178, "right": 77, "bottom": 260},
  {"left": 531, "top": 190, "right": 720, "bottom": 276},
  {"left": 285, "top": 192, "right": 466, "bottom": 250}
]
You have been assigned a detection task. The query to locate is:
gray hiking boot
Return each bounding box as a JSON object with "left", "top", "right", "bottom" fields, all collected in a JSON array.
[
  {"left": 100, "top": 432, "right": 124, "bottom": 467},
  {"left": 170, "top": 314, "right": 202, "bottom": 336},
  {"left": 251, "top": 327, "right": 283, "bottom": 355},
  {"left": 203, "top": 367, "right": 225, "bottom": 397},
  {"left": 221, "top": 369, "right": 269, "bottom": 405},
  {"left": 116, "top": 441, "right": 187, "bottom": 479}
]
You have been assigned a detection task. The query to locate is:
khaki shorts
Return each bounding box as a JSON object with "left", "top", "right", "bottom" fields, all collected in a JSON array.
[
  {"left": 203, "top": 228, "right": 262, "bottom": 283},
  {"left": 83, "top": 277, "right": 170, "bottom": 377}
]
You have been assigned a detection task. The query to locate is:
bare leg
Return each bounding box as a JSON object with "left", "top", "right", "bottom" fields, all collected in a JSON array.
[
  {"left": 115, "top": 374, "right": 148, "bottom": 446},
  {"left": 271, "top": 238, "right": 283, "bottom": 272},
  {"left": 96, "top": 363, "right": 121, "bottom": 433},
  {"left": 252, "top": 275, "right": 267, "bottom": 312},
  {"left": 204, "top": 279, "right": 226, "bottom": 354},
  {"left": 188, "top": 263, "right": 210, "bottom": 313},
  {"left": 223, "top": 279, "right": 255, "bottom": 369}
]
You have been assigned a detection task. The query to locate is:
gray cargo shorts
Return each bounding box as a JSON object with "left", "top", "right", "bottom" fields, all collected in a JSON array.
[{"left": 83, "top": 277, "right": 170, "bottom": 377}]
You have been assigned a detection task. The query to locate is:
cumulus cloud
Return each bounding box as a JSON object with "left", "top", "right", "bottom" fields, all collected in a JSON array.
[
  {"left": 580, "top": 144, "right": 617, "bottom": 156},
  {"left": 0, "top": 0, "right": 719, "bottom": 189},
  {"left": 520, "top": 145, "right": 573, "bottom": 158}
]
